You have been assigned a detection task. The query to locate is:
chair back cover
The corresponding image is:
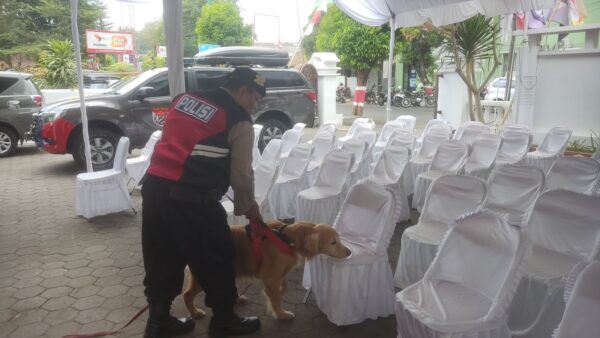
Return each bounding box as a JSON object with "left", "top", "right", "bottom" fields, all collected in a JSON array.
[
  {"left": 254, "top": 159, "right": 278, "bottom": 205},
  {"left": 278, "top": 143, "right": 312, "bottom": 180},
  {"left": 395, "top": 114, "right": 416, "bottom": 130},
  {"left": 355, "top": 130, "right": 377, "bottom": 150},
  {"left": 425, "top": 210, "right": 526, "bottom": 318},
  {"left": 537, "top": 126, "right": 572, "bottom": 155},
  {"left": 253, "top": 124, "right": 263, "bottom": 148},
  {"left": 319, "top": 120, "right": 338, "bottom": 135},
  {"left": 252, "top": 124, "right": 264, "bottom": 168},
  {"left": 528, "top": 190, "right": 600, "bottom": 261},
  {"left": 378, "top": 120, "right": 409, "bottom": 145},
  {"left": 420, "top": 175, "right": 487, "bottom": 227},
  {"left": 498, "top": 130, "right": 531, "bottom": 163},
  {"left": 314, "top": 150, "right": 353, "bottom": 192},
  {"left": 335, "top": 180, "right": 395, "bottom": 255},
  {"left": 279, "top": 129, "right": 302, "bottom": 159},
  {"left": 345, "top": 117, "right": 374, "bottom": 139},
  {"left": 502, "top": 124, "right": 530, "bottom": 134},
  {"left": 371, "top": 146, "right": 410, "bottom": 185},
  {"left": 453, "top": 121, "right": 485, "bottom": 140},
  {"left": 593, "top": 148, "right": 600, "bottom": 161},
  {"left": 546, "top": 157, "right": 600, "bottom": 194},
  {"left": 553, "top": 260, "right": 600, "bottom": 338},
  {"left": 292, "top": 122, "right": 306, "bottom": 132},
  {"left": 260, "top": 139, "right": 281, "bottom": 163},
  {"left": 113, "top": 137, "right": 130, "bottom": 172},
  {"left": 341, "top": 138, "right": 367, "bottom": 173},
  {"left": 387, "top": 129, "right": 415, "bottom": 149},
  {"left": 465, "top": 134, "right": 502, "bottom": 170},
  {"left": 307, "top": 133, "right": 335, "bottom": 172},
  {"left": 458, "top": 124, "right": 490, "bottom": 146},
  {"left": 141, "top": 130, "right": 162, "bottom": 157},
  {"left": 428, "top": 140, "right": 469, "bottom": 172},
  {"left": 416, "top": 132, "right": 449, "bottom": 159},
  {"left": 484, "top": 165, "right": 544, "bottom": 224},
  {"left": 422, "top": 119, "right": 450, "bottom": 136}
]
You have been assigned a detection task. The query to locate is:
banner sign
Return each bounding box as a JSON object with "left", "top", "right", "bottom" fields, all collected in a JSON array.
[
  {"left": 86, "top": 29, "right": 134, "bottom": 54},
  {"left": 157, "top": 46, "right": 167, "bottom": 58}
]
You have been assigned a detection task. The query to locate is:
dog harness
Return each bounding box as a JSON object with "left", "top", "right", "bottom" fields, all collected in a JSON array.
[{"left": 245, "top": 218, "right": 295, "bottom": 267}]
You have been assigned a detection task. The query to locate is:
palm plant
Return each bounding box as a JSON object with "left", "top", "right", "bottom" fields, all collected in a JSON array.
[
  {"left": 441, "top": 15, "right": 501, "bottom": 121},
  {"left": 38, "top": 39, "right": 77, "bottom": 89}
]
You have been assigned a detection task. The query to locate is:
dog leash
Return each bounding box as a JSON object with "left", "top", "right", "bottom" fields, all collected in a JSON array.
[
  {"left": 62, "top": 304, "right": 149, "bottom": 338},
  {"left": 246, "top": 218, "right": 295, "bottom": 267}
]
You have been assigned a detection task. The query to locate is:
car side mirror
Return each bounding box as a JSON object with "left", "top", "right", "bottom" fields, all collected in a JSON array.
[{"left": 136, "top": 87, "right": 156, "bottom": 101}]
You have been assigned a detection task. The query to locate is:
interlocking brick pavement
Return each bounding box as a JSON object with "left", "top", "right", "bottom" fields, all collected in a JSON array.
[{"left": 0, "top": 134, "right": 414, "bottom": 338}]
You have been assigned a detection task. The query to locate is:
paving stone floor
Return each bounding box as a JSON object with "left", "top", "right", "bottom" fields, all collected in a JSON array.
[{"left": 0, "top": 137, "right": 414, "bottom": 338}]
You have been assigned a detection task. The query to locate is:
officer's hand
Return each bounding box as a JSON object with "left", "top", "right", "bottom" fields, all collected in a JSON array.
[{"left": 244, "top": 201, "right": 262, "bottom": 222}]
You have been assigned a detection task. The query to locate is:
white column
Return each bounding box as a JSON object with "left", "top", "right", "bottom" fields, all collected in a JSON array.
[
  {"left": 309, "top": 53, "right": 343, "bottom": 126},
  {"left": 163, "top": 0, "right": 185, "bottom": 99}
]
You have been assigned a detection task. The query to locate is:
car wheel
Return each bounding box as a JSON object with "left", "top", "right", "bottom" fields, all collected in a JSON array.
[
  {"left": 72, "top": 127, "right": 120, "bottom": 170},
  {"left": 258, "top": 118, "right": 287, "bottom": 150},
  {"left": 0, "top": 126, "right": 18, "bottom": 158}
]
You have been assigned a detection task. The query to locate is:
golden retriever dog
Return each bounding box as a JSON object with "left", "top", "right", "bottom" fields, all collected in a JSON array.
[{"left": 182, "top": 220, "right": 351, "bottom": 320}]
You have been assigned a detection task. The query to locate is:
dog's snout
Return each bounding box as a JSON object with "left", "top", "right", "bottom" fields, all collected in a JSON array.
[{"left": 344, "top": 248, "right": 351, "bottom": 257}]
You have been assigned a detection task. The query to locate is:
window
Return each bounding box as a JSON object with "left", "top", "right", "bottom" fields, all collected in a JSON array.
[
  {"left": 0, "top": 77, "right": 22, "bottom": 95},
  {"left": 194, "top": 70, "right": 227, "bottom": 91},
  {"left": 257, "top": 70, "right": 305, "bottom": 88},
  {"left": 144, "top": 75, "right": 170, "bottom": 97}
]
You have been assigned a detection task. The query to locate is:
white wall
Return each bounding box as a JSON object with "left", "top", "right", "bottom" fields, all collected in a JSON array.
[{"left": 437, "top": 71, "right": 470, "bottom": 129}]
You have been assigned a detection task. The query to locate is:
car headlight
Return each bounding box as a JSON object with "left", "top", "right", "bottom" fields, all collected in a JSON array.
[{"left": 42, "top": 109, "right": 65, "bottom": 123}]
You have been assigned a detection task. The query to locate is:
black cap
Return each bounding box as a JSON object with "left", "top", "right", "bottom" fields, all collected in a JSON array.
[{"left": 227, "top": 67, "right": 267, "bottom": 97}]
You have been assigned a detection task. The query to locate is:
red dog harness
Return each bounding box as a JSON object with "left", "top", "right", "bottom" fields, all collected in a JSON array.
[{"left": 245, "top": 218, "right": 295, "bottom": 266}]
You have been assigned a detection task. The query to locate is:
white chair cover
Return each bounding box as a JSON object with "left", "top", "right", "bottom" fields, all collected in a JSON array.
[
  {"left": 453, "top": 121, "right": 485, "bottom": 140},
  {"left": 396, "top": 210, "right": 527, "bottom": 338},
  {"left": 457, "top": 123, "right": 490, "bottom": 146},
  {"left": 370, "top": 146, "right": 411, "bottom": 223},
  {"left": 501, "top": 124, "right": 530, "bottom": 134},
  {"left": 292, "top": 122, "right": 306, "bottom": 133},
  {"left": 395, "top": 114, "right": 416, "bottom": 131},
  {"left": 464, "top": 134, "right": 502, "bottom": 180},
  {"left": 414, "top": 120, "right": 452, "bottom": 154},
  {"left": 269, "top": 143, "right": 312, "bottom": 220},
  {"left": 279, "top": 129, "right": 302, "bottom": 161},
  {"left": 296, "top": 150, "right": 353, "bottom": 225},
  {"left": 125, "top": 130, "right": 162, "bottom": 188},
  {"left": 304, "top": 180, "right": 397, "bottom": 325},
  {"left": 546, "top": 156, "right": 600, "bottom": 194},
  {"left": 341, "top": 138, "right": 369, "bottom": 187},
  {"left": 371, "top": 130, "right": 415, "bottom": 166},
  {"left": 372, "top": 120, "right": 411, "bottom": 155},
  {"left": 260, "top": 138, "right": 281, "bottom": 164},
  {"left": 413, "top": 140, "right": 469, "bottom": 212},
  {"left": 356, "top": 130, "right": 377, "bottom": 151},
  {"left": 524, "top": 127, "right": 572, "bottom": 173},
  {"left": 553, "top": 260, "right": 600, "bottom": 338},
  {"left": 76, "top": 137, "right": 134, "bottom": 218},
  {"left": 407, "top": 131, "right": 449, "bottom": 195},
  {"left": 395, "top": 175, "right": 486, "bottom": 288},
  {"left": 483, "top": 165, "right": 545, "bottom": 226},
  {"left": 496, "top": 130, "right": 531, "bottom": 166},
  {"left": 593, "top": 148, "right": 600, "bottom": 162},
  {"left": 305, "top": 133, "right": 335, "bottom": 186},
  {"left": 336, "top": 117, "right": 375, "bottom": 148},
  {"left": 508, "top": 190, "right": 600, "bottom": 338},
  {"left": 251, "top": 124, "right": 263, "bottom": 169}
]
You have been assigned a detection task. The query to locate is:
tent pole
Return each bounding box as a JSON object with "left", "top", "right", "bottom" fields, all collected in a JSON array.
[
  {"left": 163, "top": 0, "right": 185, "bottom": 99},
  {"left": 386, "top": 17, "right": 395, "bottom": 122},
  {"left": 70, "top": 0, "right": 92, "bottom": 172}
]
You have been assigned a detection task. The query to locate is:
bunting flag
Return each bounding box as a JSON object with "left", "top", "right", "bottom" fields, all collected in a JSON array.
[
  {"left": 303, "top": 0, "right": 329, "bottom": 36},
  {"left": 514, "top": 0, "right": 587, "bottom": 30}
]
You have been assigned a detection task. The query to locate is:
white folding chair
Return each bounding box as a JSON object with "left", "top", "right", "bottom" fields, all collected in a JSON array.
[
  {"left": 369, "top": 146, "right": 411, "bottom": 223},
  {"left": 508, "top": 190, "right": 600, "bottom": 338},
  {"left": 501, "top": 124, "right": 530, "bottom": 134},
  {"left": 394, "top": 175, "right": 486, "bottom": 288},
  {"left": 546, "top": 156, "right": 600, "bottom": 194},
  {"left": 414, "top": 119, "right": 452, "bottom": 154},
  {"left": 296, "top": 150, "right": 354, "bottom": 225},
  {"left": 464, "top": 134, "right": 502, "bottom": 179},
  {"left": 395, "top": 114, "right": 416, "bottom": 131},
  {"left": 341, "top": 138, "right": 369, "bottom": 188},
  {"left": 292, "top": 122, "right": 306, "bottom": 133},
  {"left": 305, "top": 133, "right": 335, "bottom": 186},
  {"left": 413, "top": 140, "right": 469, "bottom": 212},
  {"left": 251, "top": 124, "right": 263, "bottom": 169},
  {"left": 483, "top": 165, "right": 545, "bottom": 226},
  {"left": 496, "top": 130, "right": 531, "bottom": 166},
  {"left": 269, "top": 143, "right": 313, "bottom": 220},
  {"left": 126, "top": 130, "right": 162, "bottom": 190},
  {"left": 553, "top": 260, "right": 600, "bottom": 338},
  {"left": 336, "top": 117, "right": 375, "bottom": 148},
  {"left": 76, "top": 137, "right": 135, "bottom": 219},
  {"left": 279, "top": 129, "right": 302, "bottom": 162},
  {"left": 406, "top": 131, "right": 449, "bottom": 196},
  {"left": 524, "top": 126, "right": 572, "bottom": 173},
  {"left": 397, "top": 210, "right": 527, "bottom": 338},
  {"left": 260, "top": 138, "right": 281, "bottom": 164},
  {"left": 453, "top": 121, "right": 486, "bottom": 140},
  {"left": 372, "top": 120, "right": 411, "bottom": 156},
  {"left": 371, "top": 128, "right": 414, "bottom": 166},
  {"left": 457, "top": 123, "right": 491, "bottom": 146},
  {"left": 304, "top": 180, "right": 397, "bottom": 325}
]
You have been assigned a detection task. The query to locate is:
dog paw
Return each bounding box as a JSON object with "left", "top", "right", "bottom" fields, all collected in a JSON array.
[
  {"left": 190, "top": 307, "right": 206, "bottom": 319},
  {"left": 236, "top": 295, "right": 249, "bottom": 304},
  {"left": 276, "top": 310, "right": 295, "bottom": 320}
]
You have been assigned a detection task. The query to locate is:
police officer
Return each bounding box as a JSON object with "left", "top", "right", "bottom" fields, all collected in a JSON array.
[{"left": 142, "top": 67, "right": 265, "bottom": 337}]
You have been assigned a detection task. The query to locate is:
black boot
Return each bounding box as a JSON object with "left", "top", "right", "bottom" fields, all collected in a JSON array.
[
  {"left": 144, "top": 302, "right": 195, "bottom": 338},
  {"left": 208, "top": 314, "right": 260, "bottom": 337}
]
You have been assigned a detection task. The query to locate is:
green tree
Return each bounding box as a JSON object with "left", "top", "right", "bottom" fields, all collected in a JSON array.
[
  {"left": 37, "top": 39, "right": 77, "bottom": 88},
  {"left": 135, "top": 20, "right": 165, "bottom": 55},
  {"left": 441, "top": 15, "right": 501, "bottom": 121},
  {"left": 195, "top": 0, "right": 252, "bottom": 46},
  {"left": 396, "top": 27, "right": 443, "bottom": 86},
  {"left": 183, "top": 0, "right": 207, "bottom": 56}
]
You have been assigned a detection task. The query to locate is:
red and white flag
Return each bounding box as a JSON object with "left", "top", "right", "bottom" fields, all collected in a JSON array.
[{"left": 303, "top": 0, "right": 329, "bottom": 36}]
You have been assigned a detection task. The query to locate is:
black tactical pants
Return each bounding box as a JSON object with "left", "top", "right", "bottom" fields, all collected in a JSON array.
[{"left": 141, "top": 175, "right": 238, "bottom": 319}]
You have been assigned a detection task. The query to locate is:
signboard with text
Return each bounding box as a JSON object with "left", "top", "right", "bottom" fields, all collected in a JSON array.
[{"left": 86, "top": 29, "right": 134, "bottom": 54}]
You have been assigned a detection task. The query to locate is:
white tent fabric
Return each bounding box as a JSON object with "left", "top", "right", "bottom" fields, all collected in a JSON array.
[
  {"left": 413, "top": 140, "right": 469, "bottom": 211},
  {"left": 269, "top": 143, "right": 313, "bottom": 220},
  {"left": 336, "top": 117, "right": 375, "bottom": 148},
  {"left": 279, "top": 129, "right": 302, "bottom": 162},
  {"left": 305, "top": 133, "right": 335, "bottom": 186},
  {"left": 553, "top": 260, "right": 600, "bottom": 338},
  {"left": 407, "top": 131, "right": 450, "bottom": 195},
  {"left": 75, "top": 137, "right": 134, "bottom": 219},
  {"left": 304, "top": 179, "right": 397, "bottom": 325},
  {"left": 464, "top": 134, "right": 502, "bottom": 179},
  {"left": 508, "top": 190, "right": 600, "bottom": 338},
  {"left": 394, "top": 175, "right": 486, "bottom": 288},
  {"left": 395, "top": 115, "right": 417, "bottom": 131},
  {"left": 126, "top": 130, "right": 162, "bottom": 189},
  {"left": 260, "top": 139, "right": 282, "bottom": 164},
  {"left": 296, "top": 150, "right": 354, "bottom": 225},
  {"left": 496, "top": 130, "right": 531, "bottom": 167},
  {"left": 341, "top": 138, "right": 370, "bottom": 187},
  {"left": 396, "top": 210, "right": 527, "bottom": 338},
  {"left": 482, "top": 165, "right": 545, "bottom": 226},
  {"left": 524, "top": 127, "right": 572, "bottom": 173},
  {"left": 369, "top": 146, "right": 411, "bottom": 223},
  {"left": 546, "top": 156, "right": 600, "bottom": 195},
  {"left": 251, "top": 124, "right": 263, "bottom": 169}
]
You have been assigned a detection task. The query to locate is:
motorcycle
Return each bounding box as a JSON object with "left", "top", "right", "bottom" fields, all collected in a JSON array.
[
  {"left": 400, "top": 89, "right": 436, "bottom": 108},
  {"left": 392, "top": 88, "right": 407, "bottom": 107},
  {"left": 336, "top": 83, "right": 351, "bottom": 103}
]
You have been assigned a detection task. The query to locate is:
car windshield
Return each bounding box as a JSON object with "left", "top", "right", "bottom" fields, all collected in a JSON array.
[{"left": 106, "top": 69, "right": 164, "bottom": 95}]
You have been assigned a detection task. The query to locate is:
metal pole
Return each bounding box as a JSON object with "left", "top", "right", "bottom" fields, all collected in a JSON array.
[{"left": 386, "top": 17, "right": 395, "bottom": 122}]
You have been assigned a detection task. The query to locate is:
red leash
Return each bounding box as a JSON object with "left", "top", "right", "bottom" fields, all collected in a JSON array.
[
  {"left": 247, "top": 218, "right": 295, "bottom": 267},
  {"left": 62, "top": 304, "right": 149, "bottom": 338}
]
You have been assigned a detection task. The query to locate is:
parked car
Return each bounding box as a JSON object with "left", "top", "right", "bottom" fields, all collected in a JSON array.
[
  {"left": 485, "top": 77, "right": 516, "bottom": 101},
  {"left": 83, "top": 71, "right": 122, "bottom": 89},
  {"left": 35, "top": 66, "right": 316, "bottom": 169},
  {"left": 0, "top": 71, "right": 43, "bottom": 157}
]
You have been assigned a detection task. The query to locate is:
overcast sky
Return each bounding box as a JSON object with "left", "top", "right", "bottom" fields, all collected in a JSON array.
[{"left": 103, "top": 0, "right": 317, "bottom": 43}]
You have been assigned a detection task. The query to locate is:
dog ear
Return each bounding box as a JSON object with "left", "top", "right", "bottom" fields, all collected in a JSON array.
[{"left": 303, "top": 232, "right": 320, "bottom": 255}]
